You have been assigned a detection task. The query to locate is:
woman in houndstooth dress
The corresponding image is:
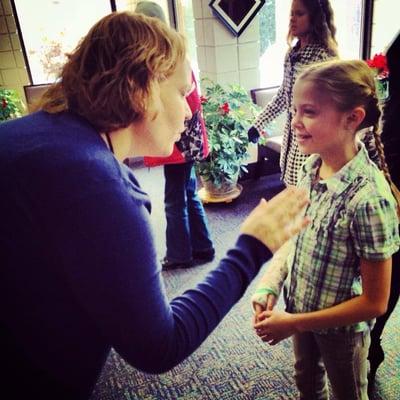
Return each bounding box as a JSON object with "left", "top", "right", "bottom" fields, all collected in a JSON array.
[{"left": 249, "top": 0, "right": 338, "bottom": 186}]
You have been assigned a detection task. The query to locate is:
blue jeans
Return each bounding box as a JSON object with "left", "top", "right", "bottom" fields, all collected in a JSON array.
[
  {"left": 293, "top": 330, "right": 370, "bottom": 400},
  {"left": 164, "top": 162, "right": 213, "bottom": 262}
]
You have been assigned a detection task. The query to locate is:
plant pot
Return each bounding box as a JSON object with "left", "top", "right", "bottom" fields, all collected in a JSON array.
[
  {"left": 198, "top": 175, "right": 242, "bottom": 204},
  {"left": 375, "top": 77, "right": 389, "bottom": 101}
]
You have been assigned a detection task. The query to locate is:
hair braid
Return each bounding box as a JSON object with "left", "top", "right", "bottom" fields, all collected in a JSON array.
[
  {"left": 370, "top": 123, "right": 390, "bottom": 181},
  {"left": 361, "top": 91, "right": 400, "bottom": 214},
  {"left": 362, "top": 91, "right": 400, "bottom": 213},
  {"left": 373, "top": 120, "right": 400, "bottom": 214},
  {"left": 360, "top": 95, "right": 382, "bottom": 168}
]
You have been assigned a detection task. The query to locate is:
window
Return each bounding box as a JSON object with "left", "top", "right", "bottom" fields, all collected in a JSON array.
[
  {"left": 13, "top": 0, "right": 366, "bottom": 89},
  {"left": 12, "top": 0, "right": 113, "bottom": 84},
  {"left": 332, "top": 0, "right": 363, "bottom": 59},
  {"left": 114, "top": 1, "right": 198, "bottom": 77},
  {"left": 14, "top": 0, "right": 198, "bottom": 85},
  {"left": 114, "top": 0, "right": 171, "bottom": 23},
  {"left": 173, "top": 0, "right": 198, "bottom": 77},
  {"left": 370, "top": 0, "right": 399, "bottom": 55},
  {"left": 258, "top": 0, "right": 364, "bottom": 88}
]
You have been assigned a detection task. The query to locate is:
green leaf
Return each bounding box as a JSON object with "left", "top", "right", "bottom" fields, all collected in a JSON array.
[
  {"left": 198, "top": 79, "right": 259, "bottom": 184},
  {"left": 0, "top": 89, "right": 25, "bottom": 122}
]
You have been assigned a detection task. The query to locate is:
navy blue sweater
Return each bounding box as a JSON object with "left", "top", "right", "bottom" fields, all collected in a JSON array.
[{"left": 0, "top": 111, "right": 272, "bottom": 399}]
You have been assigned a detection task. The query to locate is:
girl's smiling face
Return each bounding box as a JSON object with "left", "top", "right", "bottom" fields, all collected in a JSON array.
[{"left": 291, "top": 79, "right": 355, "bottom": 160}]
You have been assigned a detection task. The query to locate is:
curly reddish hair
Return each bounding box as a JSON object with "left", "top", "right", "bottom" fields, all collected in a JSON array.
[{"left": 38, "top": 12, "right": 186, "bottom": 133}]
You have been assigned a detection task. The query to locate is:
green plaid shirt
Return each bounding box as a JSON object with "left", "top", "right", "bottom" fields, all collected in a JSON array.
[{"left": 285, "top": 143, "right": 400, "bottom": 333}]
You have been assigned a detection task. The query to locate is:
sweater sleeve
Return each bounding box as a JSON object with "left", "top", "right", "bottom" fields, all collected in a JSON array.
[{"left": 54, "top": 176, "right": 272, "bottom": 373}]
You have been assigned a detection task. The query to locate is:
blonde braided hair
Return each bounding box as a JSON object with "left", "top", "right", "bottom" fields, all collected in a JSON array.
[{"left": 361, "top": 83, "right": 400, "bottom": 216}]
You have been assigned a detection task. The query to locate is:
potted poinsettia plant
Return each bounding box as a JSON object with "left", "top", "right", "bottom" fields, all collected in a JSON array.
[
  {"left": 196, "top": 79, "right": 260, "bottom": 201},
  {"left": 0, "top": 89, "right": 25, "bottom": 122},
  {"left": 366, "top": 53, "right": 389, "bottom": 101}
]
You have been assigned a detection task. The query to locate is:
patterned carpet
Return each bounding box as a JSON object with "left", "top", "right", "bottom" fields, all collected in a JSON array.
[{"left": 90, "top": 166, "right": 399, "bottom": 400}]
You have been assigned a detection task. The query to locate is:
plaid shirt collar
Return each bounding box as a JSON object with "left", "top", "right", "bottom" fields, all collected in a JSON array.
[{"left": 301, "top": 142, "right": 372, "bottom": 197}]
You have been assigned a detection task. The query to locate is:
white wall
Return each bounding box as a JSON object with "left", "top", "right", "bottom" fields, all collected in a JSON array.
[{"left": 193, "top": 0, "right": 260, "bottom": 91}]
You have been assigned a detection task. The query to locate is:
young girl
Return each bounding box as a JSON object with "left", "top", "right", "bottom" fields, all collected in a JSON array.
[
  {"left": 248, "top": 0, "right": 337, "bottom": 185},
  {"left": 252, "top": 59, "right": 400, "bottom": 400}
]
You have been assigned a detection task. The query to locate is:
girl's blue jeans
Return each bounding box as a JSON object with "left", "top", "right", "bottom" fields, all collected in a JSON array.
[{"left": 164, "top": 162, "right": 213, "bottom": 263}]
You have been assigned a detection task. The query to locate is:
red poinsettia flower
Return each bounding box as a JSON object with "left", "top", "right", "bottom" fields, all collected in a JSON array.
[
  {"left": 366, "top": 53, "right": 389, "bottom": 77},
  {"left": 2, "top": 98, "right": 7, "bottom": 109},
  {"left": 219, "top": 102, "right": 230, "bottom": 115},
  {"left": 200, "top": 95, "right": 208, "bottom": 104}
]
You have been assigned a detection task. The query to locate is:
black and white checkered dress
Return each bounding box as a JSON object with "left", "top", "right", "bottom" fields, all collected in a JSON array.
[{"left": 255, "top": 44, "right": 334, "bottom": 186}]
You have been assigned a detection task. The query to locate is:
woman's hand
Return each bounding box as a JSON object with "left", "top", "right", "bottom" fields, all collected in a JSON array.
[
  {"left": 240, "top": 186, "right": 309, "bottom": 253},
  {"left": 254, "top": 309, "right": 297, "bottom": 345}
]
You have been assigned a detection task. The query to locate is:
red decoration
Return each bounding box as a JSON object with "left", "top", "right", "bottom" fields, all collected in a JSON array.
[
  {"left": 200, "top": 95, "right": 208, "bottom": 104},
  {"left": 366, "top": 53, "right": 389, "bottom": 78},
  {"left": 2, "top": 98, "right": 7, "bottom": 109},
  {"left": 219, "top": 102, "right": 230, "bottom": 115}
]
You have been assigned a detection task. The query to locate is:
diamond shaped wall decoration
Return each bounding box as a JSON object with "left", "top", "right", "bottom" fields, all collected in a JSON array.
[{"left": 209, "top": 0, "right": 266, "bottom": 37}]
